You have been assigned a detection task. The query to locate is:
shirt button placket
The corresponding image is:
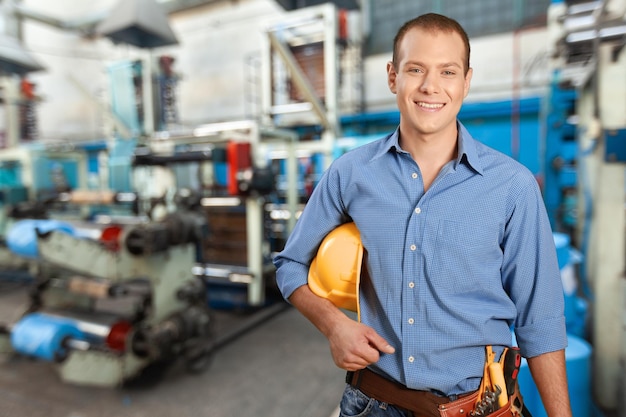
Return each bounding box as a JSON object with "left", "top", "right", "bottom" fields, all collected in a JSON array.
[{"left": 407, "top": 173, "right": 420, "bottom": 371}]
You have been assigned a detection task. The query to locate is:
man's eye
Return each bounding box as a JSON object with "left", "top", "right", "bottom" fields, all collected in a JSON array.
[
  {"left": 409, "top": 68, "right": 422, "bottom": 73},
  {"left": 443, "top": 71, "right": 455, "bottom": 76}
]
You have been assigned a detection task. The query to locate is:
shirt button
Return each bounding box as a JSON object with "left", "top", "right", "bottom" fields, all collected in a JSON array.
[
  {"left": 408, "top": 282, "right": 415, "bottom": 288},
  {"left": 410, "top": 244, "right": 416, "bottom": 251},
  {"left": 411, "top": 173, "right": 418, "bottom": 179},
  {"left": 415, "top": 207, "right": 421, "bottom": 214},
  {"left": 408, "top": 318, "right": 414, "bottom": 325},
  {"left": 408, "top": 356, "right": 415, "bottom": 363}
]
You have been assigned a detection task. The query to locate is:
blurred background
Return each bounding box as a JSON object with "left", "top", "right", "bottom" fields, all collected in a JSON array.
[{"left": 0, "top": 0, "right": 623, "bottom": 416}]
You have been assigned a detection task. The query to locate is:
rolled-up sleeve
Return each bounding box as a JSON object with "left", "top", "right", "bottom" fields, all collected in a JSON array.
[
  {"left": 274, "top": 256, "right": 310, "bottom": 300},
  {"left": 501, "top": 173, "right": 568, "bottom": 357},
  {"left": 273, "top": 162, "right": 350, "bottom": 301}
]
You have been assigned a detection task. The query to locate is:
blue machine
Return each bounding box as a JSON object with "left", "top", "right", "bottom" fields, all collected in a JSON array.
[
  {"left": 542, "top": 78, "right": 578, "bottom": 232},
  {"left": 6, "top": 219, "right": 75, "bottom": 259},
  {"left": 0, "top": 161, "right": 28, "bottom": 210},
  {"left": 11, "top": 313, "right": 86, "bottom": 362}
]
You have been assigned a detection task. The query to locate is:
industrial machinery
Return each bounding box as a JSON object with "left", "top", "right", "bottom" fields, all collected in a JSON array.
[
  {"left": 546, "top": 1, "right": 626, "bottom": 415},
  {"left": 0, "top": 140, "right": 110, "bottom": 275},
  {"left": 0, "top": 0, "right": 179, "bottom": 275},
  {"left": 0, "top": 115, "right": 297, "bottom": 384},
  {"left": 0, "top": 209, "right": 213, "bottom": 387},
  {"left": 127, "top": 120, "right": 298, "bottom": 309},
  {"left": 0, "top": 0, "right": 291, "bottom": 388}
]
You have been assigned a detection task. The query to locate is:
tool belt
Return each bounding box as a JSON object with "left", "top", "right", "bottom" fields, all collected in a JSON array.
[{"left": 345, "top": 346, "right": 526, "bottom": 417}]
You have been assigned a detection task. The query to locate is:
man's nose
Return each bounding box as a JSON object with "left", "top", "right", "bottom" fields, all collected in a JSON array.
[{"left": 419, "top": 72, "right": 439, "bottom": 93}]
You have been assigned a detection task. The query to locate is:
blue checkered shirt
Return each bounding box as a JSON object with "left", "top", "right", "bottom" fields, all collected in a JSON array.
[{"left": 274, "top": 122, "right": 567, "bottom": 396}]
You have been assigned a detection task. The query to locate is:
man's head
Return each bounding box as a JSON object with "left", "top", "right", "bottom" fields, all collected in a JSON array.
[
  {"left": 392, "top": 13, "right": 470, "bottom": 75},
  {"left": 387, "top": 13, "right": 472, "bottom": 141}
]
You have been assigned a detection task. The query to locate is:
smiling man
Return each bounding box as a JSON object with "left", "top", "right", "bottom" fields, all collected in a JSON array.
[{"left": 274, "top": 13, "right": 572, "bottom": 417}]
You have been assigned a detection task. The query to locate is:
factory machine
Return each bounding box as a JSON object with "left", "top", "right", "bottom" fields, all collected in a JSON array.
[
  {"left": 0, "top": 108, "right": 215, "bottom": 381},
  {"left": 0, "top": 141, "right": 108, "bottom": 275},
  {"left": 129, "top": 120, "right": 298, "bottom": 310},
  {"left": 0, "top": 36, "right": 207, "bottom": 388},
  {"left": 0, "top": 17, "right": 295, "bottom": 378},
  {"left": 0, "top": 114, "right": 303, "bottom": 385},
  {"left": 0, "top": 188, "right": 214, "bottom": 387}
]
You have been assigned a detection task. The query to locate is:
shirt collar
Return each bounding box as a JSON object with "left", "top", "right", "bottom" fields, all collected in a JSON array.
[
  {"left": 457, "top": 121, "right": 484, "bottom": 175},
  {"left": 373, "top": 122, "right": 484, "bottom": 176},
  {"left": 371, "top": 127, "right": 402, "bottom": 160}
]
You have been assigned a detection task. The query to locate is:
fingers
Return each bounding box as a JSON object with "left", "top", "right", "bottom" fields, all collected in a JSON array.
[
  {"left": 365, "top": 330, "right": 396, "bottom": 355},
  {"left": 328, "top": 322, "right": 395, "bottom": 370},
  {"left": 337, "top": 353, "right": 373, "bottom": 371}
]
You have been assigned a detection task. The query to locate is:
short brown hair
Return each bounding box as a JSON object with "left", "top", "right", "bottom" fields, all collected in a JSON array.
[{"left": 392, "top": 13, "right": 471, "bottom": 75}]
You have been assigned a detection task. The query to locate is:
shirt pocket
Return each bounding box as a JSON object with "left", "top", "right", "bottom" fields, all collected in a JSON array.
[{"left": 429, "top": 219, "right": 500, "bottom": 294}]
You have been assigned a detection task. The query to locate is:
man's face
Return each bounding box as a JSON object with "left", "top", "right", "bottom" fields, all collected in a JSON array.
[{"left": 387, "top": 27, "right": 472, "bottom": 140}]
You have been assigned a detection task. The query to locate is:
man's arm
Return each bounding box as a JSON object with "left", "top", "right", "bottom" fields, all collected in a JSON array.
[
  {"left": 289, "top": 285, "right": 395, "bottom": 371},
  {"left": 526, "top": 349, "right": 572, "bottom": 417}
]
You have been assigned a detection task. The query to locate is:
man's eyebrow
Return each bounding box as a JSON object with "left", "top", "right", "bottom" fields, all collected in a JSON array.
[
  {"left": 402, "top": 60, "right": 424, "bottom": 67},
  {"left": 440, "top": 62, "right": 462, "bottom": 68},
  {"left": 402, "top": 60, "right": 462, "bottom": 69}
]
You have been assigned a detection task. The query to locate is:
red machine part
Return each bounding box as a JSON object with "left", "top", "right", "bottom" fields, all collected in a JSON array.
[
  {"left": 226, "top": 141, "right": 252, "bottom": 195},
  {"left": 338, "top": 9, "right": 348, "bottom": 41},
  {"left": 100, "top": 225, "right": 123, "bottom": 251},
  {"left": 106, "top": 320, "right": 133, "bottom": 352}
]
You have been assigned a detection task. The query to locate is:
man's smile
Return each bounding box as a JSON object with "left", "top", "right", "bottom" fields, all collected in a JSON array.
[{"left": 416, "top": 101, "right": 445, "bottom": 110}]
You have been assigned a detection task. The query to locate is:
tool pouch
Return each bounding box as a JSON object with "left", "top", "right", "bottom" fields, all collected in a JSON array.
[{"left": 464, "top": 346, "right": 525, "bottom": 417}]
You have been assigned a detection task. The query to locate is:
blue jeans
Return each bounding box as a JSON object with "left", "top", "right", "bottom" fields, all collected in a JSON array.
[{"left": 338, "top": 385, "right": 412, "bottom": 417}]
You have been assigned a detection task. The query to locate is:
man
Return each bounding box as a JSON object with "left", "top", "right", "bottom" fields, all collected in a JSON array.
[{"left": 274, "top": 13, "right": 572, "bottom": 417}]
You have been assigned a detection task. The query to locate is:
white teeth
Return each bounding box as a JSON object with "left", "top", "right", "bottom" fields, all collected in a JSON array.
[{"left": 418, "top": 102, "right": 443, "bottom": 109}]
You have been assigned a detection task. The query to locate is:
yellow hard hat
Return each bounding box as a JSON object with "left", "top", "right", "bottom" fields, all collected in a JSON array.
[{"left": 308, "top": 222, "right": 362, "bottom": 317}]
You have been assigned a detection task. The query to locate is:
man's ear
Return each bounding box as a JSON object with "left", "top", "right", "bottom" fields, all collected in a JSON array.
[
  {"left": 463, "top": 67, "right": 473, "bottom": 98},
  {"left": 387, "top": 61, "right": 397, "bottom": 94}
]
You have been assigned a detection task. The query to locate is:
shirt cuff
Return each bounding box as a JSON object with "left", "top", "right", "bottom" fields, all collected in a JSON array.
[
  {"left": 514, "top": 316, "right": 568, "bottom": 358},
  {"left": 275, "top": 260, "right": 309, "bottom": 301}
]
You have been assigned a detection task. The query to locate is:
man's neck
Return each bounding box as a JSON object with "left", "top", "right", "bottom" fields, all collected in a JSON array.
[
  {"left": 398, "top": 126, "right": 458, "bottom": 192},
  {"left": 399, "top": 127, "right": 458, "bottom": 167}
]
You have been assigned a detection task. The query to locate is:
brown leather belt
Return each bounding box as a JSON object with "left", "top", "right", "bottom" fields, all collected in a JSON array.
[{"left": 346, "top": 368, "right": 479, "bottom": 417}]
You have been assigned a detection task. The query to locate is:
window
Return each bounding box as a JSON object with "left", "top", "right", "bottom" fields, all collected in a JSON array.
[{"left": 365, "top": 0, "right": 551, "bottom": 56}]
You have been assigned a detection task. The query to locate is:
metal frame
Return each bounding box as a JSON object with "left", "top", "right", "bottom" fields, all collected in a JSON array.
[
  {"left": 260, "top": 3, "right": 342, "bottom": 169},
  {"left": 152, "top": 120, "right": 298, "bottom": 307}
]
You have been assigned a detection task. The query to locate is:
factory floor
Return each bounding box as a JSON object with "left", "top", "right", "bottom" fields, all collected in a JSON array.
[{"left": 0, "top": 278, "right": 345, "bottom": 417}]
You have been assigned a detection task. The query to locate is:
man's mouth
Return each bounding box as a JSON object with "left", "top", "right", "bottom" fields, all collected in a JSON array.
[{"left": 417, "top": 102, "right": 444, "bottom": 109}]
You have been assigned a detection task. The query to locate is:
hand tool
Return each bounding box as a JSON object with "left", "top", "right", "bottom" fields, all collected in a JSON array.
[
  {"left": 489, "top": 361, "right": 508, "bottom": 407},
  {"left": 501, "top": 346, "right": 522, "bottom": 397}
]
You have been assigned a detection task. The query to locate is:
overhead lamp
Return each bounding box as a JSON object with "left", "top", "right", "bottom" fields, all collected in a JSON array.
[{"left": 96, "top": 0, "right": 178, "bottom": 49}]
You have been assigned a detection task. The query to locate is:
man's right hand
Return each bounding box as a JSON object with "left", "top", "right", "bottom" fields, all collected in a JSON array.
[
  {"left": 327, "top": 314, "right": 396, "bottom": 371},
  {"left": 289, "top": 285, "right": 395, "bottom": 371}
]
